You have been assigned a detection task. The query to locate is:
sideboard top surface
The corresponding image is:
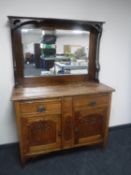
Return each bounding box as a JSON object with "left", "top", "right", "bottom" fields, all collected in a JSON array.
[{"left": 12, "top": 82, "right": 114, "bottom": 101}]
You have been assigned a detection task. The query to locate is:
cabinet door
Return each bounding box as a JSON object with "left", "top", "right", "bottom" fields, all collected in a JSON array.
[
  {"left": 74, "top": 107, "right": 108, "bottom": 146},
  {"left": 21, "top": 115, "right": 61, "bottom": 155}
]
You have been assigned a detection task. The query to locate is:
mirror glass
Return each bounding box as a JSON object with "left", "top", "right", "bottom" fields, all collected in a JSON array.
[{"left": 21, "top": 28, "right": 90, "bottom": 77}]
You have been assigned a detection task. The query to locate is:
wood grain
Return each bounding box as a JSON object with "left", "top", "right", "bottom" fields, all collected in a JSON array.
[{"left": 12, "top": 82, "right": 114, "bottom": 101}]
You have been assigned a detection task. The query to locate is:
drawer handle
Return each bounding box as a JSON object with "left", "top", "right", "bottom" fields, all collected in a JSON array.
[
  {"left": 37, "top": 106, "right": 46, "bottom": 113},
  {"left": 88, "top": 101, "right": 96, "bottom": 107}
]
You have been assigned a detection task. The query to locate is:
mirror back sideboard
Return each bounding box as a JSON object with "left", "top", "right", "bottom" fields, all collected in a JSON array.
[{"left": 9, "top": 16, "right": 114, "bottom": 165}]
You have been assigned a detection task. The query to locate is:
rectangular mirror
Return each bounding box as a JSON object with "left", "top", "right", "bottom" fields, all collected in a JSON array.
[
  {"left": 9, "top": 16, "right": 104, "bottom": 86},
  {"left": 21, "top": 28, "right": 90, "bottom": 77}
]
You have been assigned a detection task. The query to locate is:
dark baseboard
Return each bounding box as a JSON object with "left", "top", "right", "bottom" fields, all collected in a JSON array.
[
  {"left": 0, "top": 142, "right": 18, "bottom": 149},
  {"left": 109, "top": 123, "right": 131, "bottom": 131},
  {"left": 0, "top": 123, "right": 131, "bottom": 148}
]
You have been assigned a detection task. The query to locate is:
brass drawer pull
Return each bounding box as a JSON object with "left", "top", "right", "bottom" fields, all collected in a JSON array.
[
  {"left": 88, "top": 101, "right": 96, "bottom": 107},
  {"left": 37, "top": 105, "right": 46, "bottom": 113}
]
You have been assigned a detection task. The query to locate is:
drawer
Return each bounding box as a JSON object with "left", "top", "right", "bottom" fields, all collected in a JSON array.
[
  {"left": 19, "top": 99, "right": 61, "bottom": 115},
  {"left": 73, "top": 94, "right": 110, "bottom": 110}
]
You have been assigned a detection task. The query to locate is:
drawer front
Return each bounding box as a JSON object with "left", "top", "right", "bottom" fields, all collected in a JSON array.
[
  {"left": 73, "top": 94, "right": 110, "bottom": 110},
  {"left": 20, "top": 99, "right": 61, "bottom": 115}
]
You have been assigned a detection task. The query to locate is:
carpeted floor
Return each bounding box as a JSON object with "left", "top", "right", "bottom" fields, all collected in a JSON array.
[{"left": 0, "top": 126, "right": 131, "bottom": 175}]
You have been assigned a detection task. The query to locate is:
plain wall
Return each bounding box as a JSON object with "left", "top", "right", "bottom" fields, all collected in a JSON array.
[
  {"left": 0, "top": 0, "right": 131, "bottom": 144},
  {"left": 56, "top": 34, "right": 89, "bottom": 54}
]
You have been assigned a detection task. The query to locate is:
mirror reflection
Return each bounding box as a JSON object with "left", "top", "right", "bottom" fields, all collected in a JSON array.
[{"left": 21, "top": 28, "right": 90, "bottom": 77}]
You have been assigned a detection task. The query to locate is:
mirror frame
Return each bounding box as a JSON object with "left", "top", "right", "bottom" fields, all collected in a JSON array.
[{"left": 8, "top": 16, "right": 104, "bottom": 86}]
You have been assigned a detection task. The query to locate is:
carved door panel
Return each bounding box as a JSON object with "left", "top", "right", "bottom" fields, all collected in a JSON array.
[
  {"left": 21, "top": 115, "right": 61, "bottom": 154},
  {"left": 74, "top": 107, "right": 108, "bottom": 146}
]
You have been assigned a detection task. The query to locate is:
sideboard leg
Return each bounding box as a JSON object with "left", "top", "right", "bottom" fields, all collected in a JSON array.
[{"left": 20, "top": 156, "right": 26, "bottom": 167}]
